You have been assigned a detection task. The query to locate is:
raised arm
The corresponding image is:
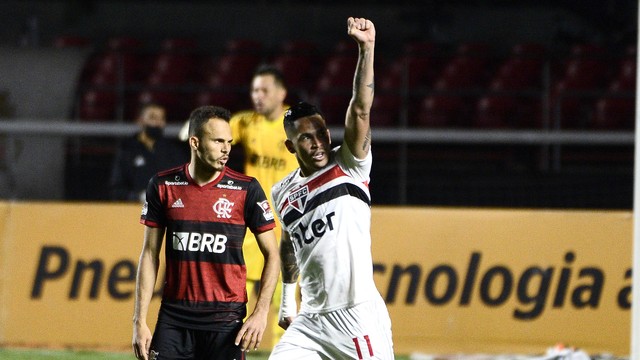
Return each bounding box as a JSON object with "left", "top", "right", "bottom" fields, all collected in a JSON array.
[{"left": 344, "top": 17, "right": 376, "bottom": 160}]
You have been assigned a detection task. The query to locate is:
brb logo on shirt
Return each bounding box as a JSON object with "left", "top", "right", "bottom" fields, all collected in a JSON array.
[
  {"left": 213, "top": 198, "right": 234, "bottom": 218},
  {"left": 172, "top": 232, "right": 227, "bottom": 253}
]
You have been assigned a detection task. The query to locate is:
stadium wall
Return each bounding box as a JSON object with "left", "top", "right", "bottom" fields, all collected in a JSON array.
[
  {"left": 0, "top": 201, "right": 632, "bottom": 355},
  {"left": 0, "top": 48, "right": 88, "bottom": 199}
]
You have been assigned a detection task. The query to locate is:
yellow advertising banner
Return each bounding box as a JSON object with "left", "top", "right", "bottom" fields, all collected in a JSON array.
[
  {"left": 0, "top": 202, "right": 633, "bottom": 356},
  {"left": 371, "top": 207, "right": 632, "bottom": 355}
]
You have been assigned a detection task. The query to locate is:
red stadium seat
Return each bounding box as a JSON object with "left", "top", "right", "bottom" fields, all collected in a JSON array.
[
  {"left": 53, "top": 35, "right": 91, "bottom": 48},
  {"left": 414, "top": 95, "right": 465, "bottom": 128},
  {"left": 273, "top": 54, "right": 314, "bottom": 88},
  {"left": 592, "top": 97, "right": 634, "bottom": 130},
  {"left": 106, "top": 36, "right": 143, "bottom": 51},
  {"left": 473, "top": 95, "right": 517, "bottom": 128},
  {"left": 78, "top": 90, "right": 117, "bottom": 121},
  {"left": 225, "top": 38, "right": 262, "bottom": 54},
  {"left": 161, "top": 37, "right": 198, "bottom": 52},
  {"left": 280, "top": 40, "right": 317, "bottom": 54},
  {"left": 371, "top": 94, "right": 401, "bottom": 127},
  {"left": 314, "top": 93, "right": 351, "bottom": 125},
  {"left": 146, "top": 53, "right": 198, "bottom": 83},
  {"left": 192, "top": 90, "right": 243, "bottom": 112},
  {"left": 315, "top": 55, "right": 358, "bottom": 92},
  {"left": 134, "top": 89, "right": 188, "bottom": 123}
]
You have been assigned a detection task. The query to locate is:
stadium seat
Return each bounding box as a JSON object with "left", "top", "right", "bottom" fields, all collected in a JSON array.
[
  {"left": 146, "top": 52, "right": 198, "bottom": 84},
  {"left": 53, "top": 35, "right": 91, "bottom": 48},
  {"left": 191, "top": 90, "right": 244, "bottom": 113},
  {"left": 380, "top": 41, "right": 441, "bottom": 91},
  {"left": 314, "top": 92, "right": 351, "bottom": 125},
  {"left": 134, "top": 89, "right": 187, "bottom": 122},
  {"left": 78, "top": 90, "right": 116, "bottom": 121},
  {"left": 91, "top": 52, "right": 142, "bottom": 84},
  {"left": 371, "top": 94, "right": 401, "bottom": 127},
  {"left": 273, "top": 54, "right": 314, "bottom": 89},
  {"left": 473, "top": 95, "right": 517, "bottom": 128},
  {"left": 414, "top": 95, "right": 466, "bottom": 128},
  {"left": 225, "top": 38, "right": 262, "bottom": 54},
  {"left": 106, "top": 36, "right": 143, "bottom": 51},
  {"left": 280, "top": 39, "right": 317, "bottom": 54},
  {"left": 592, "top": 96, "right": 634, "bottom": 130},
  {"left": 161, "top": 37, "right": 198, "bottom": 52},
  {"left": 548, "top": 42, "right": 611, "bottom": 129},
  {"left": 314, "top": 55, "right": 359, "bottom": 93},
  {"left": 211, "top": 53, "right": 262, "bottom": 86}
]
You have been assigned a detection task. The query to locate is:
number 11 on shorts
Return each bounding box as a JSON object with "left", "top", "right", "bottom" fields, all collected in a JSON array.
[{"left": 352, "top": 335, "right": 374, "bottom": 359}]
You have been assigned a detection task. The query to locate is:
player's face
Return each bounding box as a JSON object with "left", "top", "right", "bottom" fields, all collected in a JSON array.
[
  {"left": 286, "top": 115, "right": 331, "bottom": 176},
  {"left": 251, "top": 74, "right": 285, "bottom": 118},
  {"left": 193, "top": 118, "right": 233, "bottom": 172},
  {"left": 139, "top": 106, "right": 166, "bottom": 128}
]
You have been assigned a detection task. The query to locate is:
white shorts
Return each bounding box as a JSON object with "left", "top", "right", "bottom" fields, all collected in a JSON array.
[{"left": 269, "top": 297, "right": 394, "bottom": 360}]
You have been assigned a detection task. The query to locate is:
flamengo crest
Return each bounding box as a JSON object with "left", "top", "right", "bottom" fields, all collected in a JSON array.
[{"left": 213, "top": 198, "right": 234, "bottom": 218}]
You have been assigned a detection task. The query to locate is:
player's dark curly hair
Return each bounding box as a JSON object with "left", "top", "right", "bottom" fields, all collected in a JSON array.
[
  {"left": 283, "top": 101, "right": 322, "bottom": 133},
  {"left": 187, "top": 105, "right": 231, "bottom": 138}
]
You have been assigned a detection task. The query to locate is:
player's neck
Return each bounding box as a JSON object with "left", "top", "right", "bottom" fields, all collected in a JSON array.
[
  {"left": 188, "top": 161, "right": 223, "bottom": 186},
  {"left": 265, "top": 104, "right": 285, "bottom": 122}
]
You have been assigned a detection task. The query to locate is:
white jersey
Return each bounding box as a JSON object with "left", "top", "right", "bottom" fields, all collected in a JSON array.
[{"left": 272, "top": 145, "right": 380, "bottom": 313}]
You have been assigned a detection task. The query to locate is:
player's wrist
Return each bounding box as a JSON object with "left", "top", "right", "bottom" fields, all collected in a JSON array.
[{"left": 279, "top": 282, "right": 297, "bottom": 319}]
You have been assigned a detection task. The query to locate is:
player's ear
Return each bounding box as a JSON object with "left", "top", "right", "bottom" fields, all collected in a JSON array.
[
  {"left": 284, "top": 139, "right": 295, "bottom": 154},
  {"left": 189, "top": 136, "right": 199, "bottom": 151}
]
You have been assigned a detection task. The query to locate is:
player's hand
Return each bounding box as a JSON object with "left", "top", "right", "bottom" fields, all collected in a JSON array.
[
  {"left": 132, "top": 322, "right": 152, "bottom": 360},
  {"left": 347, "top": 17, "right": 376, "bottom": 45},
  {"left": 278, "top": 315, "right": 296, "bottom": 330},
  {"left": 235, "top": 312, "right": 267, "bottom": 352}
]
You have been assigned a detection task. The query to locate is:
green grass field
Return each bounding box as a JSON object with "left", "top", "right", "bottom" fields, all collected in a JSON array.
[{"left": 0, "top": 348, "right": 410, "bottom": 359}]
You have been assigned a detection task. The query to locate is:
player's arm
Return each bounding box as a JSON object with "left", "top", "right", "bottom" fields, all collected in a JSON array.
[
  {"left": 278, "top": 230, "right": 299, "bottom": 330},
  {"left": 132, "top": 225, "right": 164, "bottom": 360},
  {"left": 343, "top": 17, "right": 376, "bottom": 160},
  {"left": 235, "top": 228, "right": 280, "bottom": 352}
]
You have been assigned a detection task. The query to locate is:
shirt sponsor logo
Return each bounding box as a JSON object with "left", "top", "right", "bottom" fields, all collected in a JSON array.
[
  {"left": 288, "top": 186, "right": 309, "bottom": 213},
  {"left": 258, "top": 200, "right": 274, "bottom": 221},
  {"left": 291, "top": 211, "right": 336, "bottom": 250},
  {"left": 217, "top": 180, "right": 242, "bottom": 190},
  {"left": 172, "top": 232, "right": 227, "bottom": 253},
  {"left": 165, "top": 175, "right": 188, "bottom": 186},
  {"left": 213, "top": 198, "right": 234, "bottom": 218}
]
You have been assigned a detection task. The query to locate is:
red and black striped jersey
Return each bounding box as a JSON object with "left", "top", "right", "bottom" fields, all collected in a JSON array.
[{"left": 140, "top": 163, "right": 275, "bottom": 330}]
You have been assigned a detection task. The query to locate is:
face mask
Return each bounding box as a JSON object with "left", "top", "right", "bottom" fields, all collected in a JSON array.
[{"left": 144, "top": 125, "right": 164, "bottom": 140}]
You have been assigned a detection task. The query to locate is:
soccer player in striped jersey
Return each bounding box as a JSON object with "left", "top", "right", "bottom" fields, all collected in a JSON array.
[
  {"left": 132, "top": 105, "right": 280, "bottom": 360},
  {"left": 269, "top": 18, "right": 394, "bottom": 359}
]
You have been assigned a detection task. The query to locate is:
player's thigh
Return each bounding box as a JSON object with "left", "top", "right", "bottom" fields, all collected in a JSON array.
[
  {"left": 194, "top": 323, "right": 243, "bottom": 360},
  {"left": 149, "top": 321, "right": 195, "bottom": 360},
  {"left": 269, "top": 313, "right": 323, "bottom": 360},
  {"left": 324, "top": 300, "right": 394, "bottom": 360}
]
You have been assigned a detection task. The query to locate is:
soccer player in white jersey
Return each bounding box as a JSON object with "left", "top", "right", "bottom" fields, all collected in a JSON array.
[{"left": 269, "top": 17, "right": 394, "bottom": 360}]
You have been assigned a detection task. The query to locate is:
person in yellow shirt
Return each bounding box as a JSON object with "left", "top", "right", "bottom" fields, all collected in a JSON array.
[{"left": 229, "top": 64, "right": 299, "bottom": 348}]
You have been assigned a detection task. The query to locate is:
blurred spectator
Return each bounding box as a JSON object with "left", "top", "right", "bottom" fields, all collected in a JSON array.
[{"left": 109, "top": 102, "right": 189, "bottom": 201}]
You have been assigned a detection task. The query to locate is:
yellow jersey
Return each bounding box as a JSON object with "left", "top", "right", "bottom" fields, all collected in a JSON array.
[{"left": 230, "top": 108, "right": 299, "bottom": 281}]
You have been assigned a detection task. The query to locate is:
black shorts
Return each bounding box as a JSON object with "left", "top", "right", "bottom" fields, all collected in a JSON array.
[{"left": 149, "top": 321, "right": 245, "bottom": 360}]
